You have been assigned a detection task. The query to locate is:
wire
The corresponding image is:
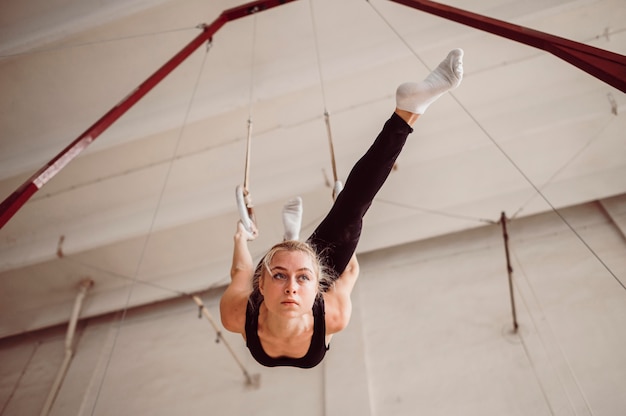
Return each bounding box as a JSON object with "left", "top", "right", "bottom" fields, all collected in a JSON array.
[
  {"left": 61, "top": 256, "right": 196, "bottom": 298},
  {"left": 376, "top": 198, "right": 497, "bottom": 225},
  {"left": 89, "top": 37, "right": 211, "bottom": 415},
  {"left": 366, "top": 1, "right": 431, "bottom": 71},
  {"left": 366, "top": 0, "right": 623, "bottom": 292},
  {"left": 309, "top": 0, "right": 329, "bottom": 113},
  {"left": 0, "top": 340, "right": 40, "bottom": 415},
  {"left": 243, "top": 12, "right": 258, "bottom": 201},
  {"left": 517, "top": 331, "right": 558, "bottom": 415},
  {"left": 309, "top": 0, "right": 340, "bottom": 187},
  {"left": 512, "top": 248, "right": 594, "bottom": 415},
  {"left": 511, "top": 115, "right": 617, "bottom": 220},
  {"left": 247, "top": 14, "right": 258, "bottom": 122},
  {"left": 0, "top": 26, "right": 199, "bottom": 59}
]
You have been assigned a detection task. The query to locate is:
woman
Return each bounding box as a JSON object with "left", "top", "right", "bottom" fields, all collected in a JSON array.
[{"left": 220, "top": 49, "right": 464, "bottom": 368}]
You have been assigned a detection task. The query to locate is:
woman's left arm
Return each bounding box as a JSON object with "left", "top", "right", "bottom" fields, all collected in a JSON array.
[{"left": 324, "top": 253, "right": 360, "bottom": 335}]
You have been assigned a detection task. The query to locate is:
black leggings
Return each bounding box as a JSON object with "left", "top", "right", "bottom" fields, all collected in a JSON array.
[{"left": 306, "top": 112, "right": 413, "bottom": 280}]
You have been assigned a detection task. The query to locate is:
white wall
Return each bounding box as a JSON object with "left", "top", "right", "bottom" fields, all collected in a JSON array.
[{"left": 1, "top": 196, "right": 625, "bottom": 416}]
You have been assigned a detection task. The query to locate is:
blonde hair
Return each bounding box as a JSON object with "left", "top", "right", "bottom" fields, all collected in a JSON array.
[{"left": 251, "top": 240, "right": 333, "bottom": 297}]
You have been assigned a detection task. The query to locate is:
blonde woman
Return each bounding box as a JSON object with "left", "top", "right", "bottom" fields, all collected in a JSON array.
[{"left": 221, "top": 49, "right": 464, "bottom": 368}]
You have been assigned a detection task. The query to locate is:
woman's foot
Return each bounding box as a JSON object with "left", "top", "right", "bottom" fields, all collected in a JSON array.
[
  {"left": 282, "top": 197, "right": 303, "bottom": 241},
  {"left": 396, "top": 48, "right": 464, "bottom": 115}
]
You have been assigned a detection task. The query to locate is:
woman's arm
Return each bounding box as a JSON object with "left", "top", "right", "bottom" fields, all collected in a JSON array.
[
  {"left": 219, "top": 222, "right": 257, "bottom": 334},
  {"left": 324, "top": 253, "right": 360, "bottom": 335}
]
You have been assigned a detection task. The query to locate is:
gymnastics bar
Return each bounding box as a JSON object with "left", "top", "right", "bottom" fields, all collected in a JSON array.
[
  {"left": 389, "top": 0, "right": 626, "bottom": 93},
  {"left": 0, "top": 0, "right": 297, "bottom": 230}
]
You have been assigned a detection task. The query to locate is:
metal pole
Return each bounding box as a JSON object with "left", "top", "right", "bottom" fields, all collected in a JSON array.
[
  {"left": 192, "top": 296, "right": 260, "bottom": 388},
  {"left": 388, "top": 0, "right": 626, "bottom": 92},
  {"left": 40, "top": 279, "right": 94, "bottom": 416},
  {"left": 0, "top": 0, "right": 298, "bottom": 230}
]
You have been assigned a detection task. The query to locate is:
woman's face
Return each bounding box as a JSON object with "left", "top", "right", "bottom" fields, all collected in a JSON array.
[{"left": 259, "top": 250, "right": 318, "bottom": 317}]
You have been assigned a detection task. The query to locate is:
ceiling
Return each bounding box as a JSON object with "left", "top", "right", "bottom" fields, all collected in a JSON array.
[{"left": 0, "top": 0, "right": 624, "bottom": 339}]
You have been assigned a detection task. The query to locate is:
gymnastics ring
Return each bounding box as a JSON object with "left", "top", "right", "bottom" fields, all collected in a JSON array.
[{"left": 236, "top": 185, "right": 255, "bottom": 235}]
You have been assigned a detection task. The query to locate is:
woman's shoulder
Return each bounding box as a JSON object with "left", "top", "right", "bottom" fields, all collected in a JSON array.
[
  {"left": 322, "top": 289, "right": 352, "bottom": 335},
  {"left": 220, "top": 286, "right": 253, "bottom": 335}
]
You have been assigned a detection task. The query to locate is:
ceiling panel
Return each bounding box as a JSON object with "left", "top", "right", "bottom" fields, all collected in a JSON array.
[{"left": 0, "top": 0, "right": 624, "bottom": 338}]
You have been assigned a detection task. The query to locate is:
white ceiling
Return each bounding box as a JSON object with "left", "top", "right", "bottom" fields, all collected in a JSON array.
[{"left": 0, "top": 0, "right": 624, "bottom": 339}]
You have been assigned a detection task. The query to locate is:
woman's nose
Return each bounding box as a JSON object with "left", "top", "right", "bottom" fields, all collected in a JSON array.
[{"left": 285, "top": 278, "right": 297, "bottom": 294}]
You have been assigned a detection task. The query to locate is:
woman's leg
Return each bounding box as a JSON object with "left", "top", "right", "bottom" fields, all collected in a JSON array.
[
  {"left": 307, "top": 48, "right": 464, "bottom": 278},
  {"left": 307, "top": 112, "right": 413, "bottom": 277}
]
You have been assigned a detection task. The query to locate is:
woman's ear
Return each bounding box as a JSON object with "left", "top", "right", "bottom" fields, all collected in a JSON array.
[{"left": 258, "top": 275, "right": 265, "bottom": 295}]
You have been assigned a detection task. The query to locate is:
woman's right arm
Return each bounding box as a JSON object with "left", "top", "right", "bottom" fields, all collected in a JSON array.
[{"left": 219, "top": 222, "right": 257, "bottom": 334}]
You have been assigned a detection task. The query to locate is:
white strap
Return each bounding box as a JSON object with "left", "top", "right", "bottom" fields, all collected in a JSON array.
[{"left": 236, "top": 185, "right": 254, "bottom": 234}]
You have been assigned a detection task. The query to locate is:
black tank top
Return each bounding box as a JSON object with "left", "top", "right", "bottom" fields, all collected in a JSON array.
[{"left": 245, "top": 292, "right": 329, "bottom": 368}]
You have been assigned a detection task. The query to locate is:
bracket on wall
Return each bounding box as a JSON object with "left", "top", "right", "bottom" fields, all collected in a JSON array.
[{"left": 499, "top": 212, "right": 519, "bottom": 333}]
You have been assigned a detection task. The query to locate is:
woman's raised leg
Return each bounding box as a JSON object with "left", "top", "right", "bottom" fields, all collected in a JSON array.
[{"left": 308, "top": 48, "right": 464, "bottom": 278}]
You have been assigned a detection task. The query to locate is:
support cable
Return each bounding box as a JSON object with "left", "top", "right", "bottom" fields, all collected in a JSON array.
[
  {"left": 510, "top": 115, "right": 616, "bottom": 220},
  {"left": 377, "top": 198, "right": 497, "bottom": 225},
  {"left": 516, "top": 327, "right": 558, "bottom": 415},
  {"left": 386, "top": 0, "right": 626, "bottom": 93},
  {"left": 502, "top": 250, "right": 560, "bottom": 415},
  {"left": 367, "top": 0, "right": 624, "bottom": 292},
  {"left": 0, "top": 342, "right": 39, "bottom": 415},
  {"left": 364, "top": 1, "right": 499, "bottom": 227},
  {"left": 62, "top": 256, "right": 258, "bottom": 385},
  {"left": 62, "top": 256, "right": 199, "bottom": 298},
  {"left": 308, "top": 0, "right": 340, "bottom": 192},
  {"left": 0, "top": 26, "right": 200, "bottom": 59},
  {"left": 89, "top": 41, "right": 212, "bottom": 415},
  {"left": 193, "top": 296, "right": 260, "bottom": 388},
  {"left": 512, "top": 249, "right": 595, "bottom": 415},
  {"left": 243, "top": 11, "right": 259, "bottom": 196},
  {"left": 240, "top": 10, "right": 260, "bottom": 232},
  {"left": 0, "top": 0, "right": 299, "bottom": 230}
]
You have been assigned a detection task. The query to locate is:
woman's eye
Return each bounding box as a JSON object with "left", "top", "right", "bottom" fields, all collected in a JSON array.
[
  {"left": 298, "top": 274, "right": 310, "bottom": 282},
  {"left": 273, "top": 273, "right": 286, "bottom": 280}
]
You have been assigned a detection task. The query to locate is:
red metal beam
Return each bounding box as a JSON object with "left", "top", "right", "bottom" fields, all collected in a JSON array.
[
  {"left": 389, "top": 0, "right": 626, "bottom": 93},
  {"left": 0, "top": 0, "right": 297, "bottom": 229},
  {"left": 4, "top": 0, "right": 622, "bottom": 229}
]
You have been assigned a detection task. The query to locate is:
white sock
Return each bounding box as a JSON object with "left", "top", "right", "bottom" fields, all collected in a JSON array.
[
  {"left": 282, "top": 197, "right": 303, "bottom": 241},
  {"left": 396, "top": 48, "right": 464, "bottom": 115},
  {"left": 333, "top": 181, "right": 343, "bottom": 200}
]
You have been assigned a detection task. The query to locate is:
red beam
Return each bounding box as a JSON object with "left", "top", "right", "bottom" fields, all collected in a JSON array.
[
  {"left": 0, "top": 0, "right": 297, "bottom": 229},
  {"left": 389, "top": 0, "right": 626, "bottom": 92}
]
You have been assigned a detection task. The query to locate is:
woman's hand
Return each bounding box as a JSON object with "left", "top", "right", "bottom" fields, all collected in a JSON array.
[{"left": 235, "top": 220, "right": 258, "bottom": 241}]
